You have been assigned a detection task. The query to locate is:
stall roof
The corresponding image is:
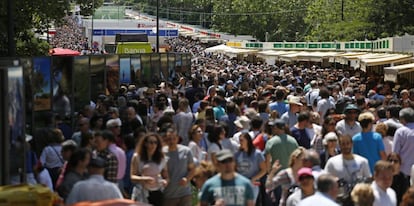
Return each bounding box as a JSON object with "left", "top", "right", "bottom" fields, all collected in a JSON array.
[
  {"left": 384, "top": 63, "right": 414, "bottom": 82},
  {"left": 204, "top": 44, "right": 233, "bottom": 53},
  {"left": 361, "top": 54, "right": 412, "bottom": 66}
]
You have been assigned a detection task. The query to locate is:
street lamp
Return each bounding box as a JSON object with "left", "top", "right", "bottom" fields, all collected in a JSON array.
[
  {"left": 156, "top": 0, "right": 160, "bottom": 53},
  {"left": 90, "top": 0, "right": 94, "bottom": 49}
]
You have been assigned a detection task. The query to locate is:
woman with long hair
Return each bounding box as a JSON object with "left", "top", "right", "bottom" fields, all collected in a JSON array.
[
  {"left": 266, "top": 147, "right": 307, "bottom": 206},
  {"left": 235, "top": 132, "right": 267, "bottom": 201},
  {"left": 207, "top": 124, "right": 226, "bottom": 168},
  {"left": 130, "top": 133, "right": 169, "bottom": 206},
  {"left": 188, "top": 125, "right": 207, "bottom": 165}
]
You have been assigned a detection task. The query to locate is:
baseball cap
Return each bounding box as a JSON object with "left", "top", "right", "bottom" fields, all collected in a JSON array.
[
  {"left": 216, "top": 149, "right": 234, "bottom": 162},
  {"left": 297, "top": 167, "right": 314, "bottom": 179}
]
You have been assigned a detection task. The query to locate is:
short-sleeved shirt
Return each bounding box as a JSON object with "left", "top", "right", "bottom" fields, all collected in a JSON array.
[
  {"left": 324, "top": 154, "right": 371, "bottom": 184},
  {"left": 352, "top": 131, "right": 385, "bottom": 173},
  {"left": 235, "top": 150, "right": 265, "bottom": 178},
  {"left": 200, "top": 174, "right": 254, "bottom": 206},
  {"left": 265, "top": 134, "right": 298, "bottom": 169},
  {"left": 163, "top": 144, "right": 194, "bottom": 198},
  {"left": 335, "top": 120, "right": 362, "bottom": 137},
  {"left": 290, "top": 127, "right": 311, "bottom": 149}
]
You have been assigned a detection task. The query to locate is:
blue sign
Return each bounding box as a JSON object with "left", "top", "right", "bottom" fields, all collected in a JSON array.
[{"left": 92, "top": 29, "right": 178, "bottom": 37}]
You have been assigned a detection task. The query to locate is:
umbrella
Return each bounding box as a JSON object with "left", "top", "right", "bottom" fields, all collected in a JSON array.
[{"left": 50, "top": 48, "right": 81, "bottom": 56}]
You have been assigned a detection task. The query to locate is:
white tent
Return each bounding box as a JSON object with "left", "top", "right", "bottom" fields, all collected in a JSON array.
[
  {"left": 204, "top": 44, "right": 233, "bottom": 53},
  {"left": 384, "top": 63, "right": 414, "bottom": 82},
  {"left": 360, "top": 54, "right": 413, "bottom": 71}
]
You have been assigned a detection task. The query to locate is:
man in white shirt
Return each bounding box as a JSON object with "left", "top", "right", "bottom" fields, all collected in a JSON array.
[
  {"left": 325, "top": 134, "right": 371, "bottom": 184},
  {"left": 371, "top": 160, "right": 397, "bottom": 206}
]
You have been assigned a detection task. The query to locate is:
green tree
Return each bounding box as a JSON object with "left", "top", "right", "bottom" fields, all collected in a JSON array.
[{"left": 0, "top": 0, "right": 70, "bottom": 56}]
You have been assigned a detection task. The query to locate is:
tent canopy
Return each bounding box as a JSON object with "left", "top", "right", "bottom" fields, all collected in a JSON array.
[
  {"left": 50, "top": 48, "right": 80, "bottom": 56},
  {"left": 384, "top": 63, "right": 414, "bottom": 82}
]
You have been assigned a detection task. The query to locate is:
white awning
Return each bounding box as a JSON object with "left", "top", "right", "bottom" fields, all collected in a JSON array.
[
  {"left": 204, "top": 44, "right": 233, "bottom": 53},
  {"left": 384, "top": 63, "right": 414, "bottom": 82}
]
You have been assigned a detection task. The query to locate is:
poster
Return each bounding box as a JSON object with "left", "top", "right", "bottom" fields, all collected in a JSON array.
[
  {"left": 141, "top": 54, "right": 151, "bottom": 84},
  {"left": 151, "top": 53, "right": 161, "bottom": 82},
  {"left": 33, "top": 57, "right": 51, "bottom": 111},
  {"left": 73, "top": 56, "right": 90, "bottom": 113},
  {"left": 175, "top": 53, "right": 183, "bottom": 72},
  {"left": 168, "top": 53, "right": 176, "bottom": 82},
  {"left": 20, "top": 58, "right": 33, "bottom": 134},
  {"left": 119, "top": 57, "right": 131, "bottom": 84},
  {"left": 106, "top": 55, "right": 120, "bottom": 95},
  {"left": 131, "top": 55, "right": 141, "bottom": 84},
  {"left": 7, "top": 66, "right": 24, "bottom": 145},
  {"left": 160, "top": 53, "right": 168, "bottom": 81},
  {"left": 51, "top": 56, "right": 73, "bottom": 119},
  {"left": 90, "top": 56, "right": 105, "bottom": 101}
]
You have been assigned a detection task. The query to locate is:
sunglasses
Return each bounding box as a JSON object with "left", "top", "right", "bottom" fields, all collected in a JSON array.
[
  {"left": 146, "top": 140, "right": 158, "bottom": 145},
  {"left": 388, "top": 159, "right": 400, "bottom": 163}
]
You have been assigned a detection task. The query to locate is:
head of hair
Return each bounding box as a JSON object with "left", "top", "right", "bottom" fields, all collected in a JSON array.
[
  {"left": 239, "top": 132, "right": 255, "bottom": 156},
  {"left": 207, "top": 124, "right": 223, "bottom": 149},
  {"left": 67, "top": 148, "right": 91, "bottom": 172},
  {"left": 80, "top": 132, "right": 93, "bottom": 148},
  {"left": 317, "top": 174, "right": 338, "bottom": 193},
  {"left": 138, "top": 133, "right": 164, "bottom": 164},
  {"left": 374, "top": 122, "right": 388, "bottom": 137},
  {"left": 251, "top": 116, "right": 263, "bottom": 130},
  {"left": 401, "top": 187, "right": 414, "bottom": 206},
  {"left": 374, "top": 160, "right": 394, "bottom": 176},
  {"left": 350, "top": 183, "right": 375, "bottom": 206},
  {"left": 258, "top": 100, "right": 268, "bottom": 113},
  {"left": 387, "top": 104, "right": 402, "bottom": 119},
  {"left": 304, "top": 149, "right": 321, "bottom": 167},
  {"left": 289, "top": 147, "right": 306, "bottom": 168},
  {"left": 297, "top": 111, "right": 311, "bottom": 123},
  {"left": 225, "top": 101, "right": 236, "bottom": 114},
  {"left": 124, "top": 133, "right": 136, "bottom": 151},
  {"left": 189, "top": 125, "right": 201, "bottom": 141},
  {"left": 400, "top": 107, "right": 414, "bottom": 123},
  {"left": 358, "top": 112, "right": 375, "bottom": 128},
  {"left": 376, "top": 106, "right": 387, "bottom": 119},
  {"left": 89, "top": 114, "right": 103, "bottom": 130},
  {"left": 319, "top": 87, "right": 330, "bottom": 99},
  {"left": 100, "top": 130, "right": 115, "bottom": 142},
  {"left": 386, "top": 152, "right": 402, "bottom": 164},
  {"left": 178, "top": 98, "right": 189, "bottom": 109},
  {"left": 194, "top": 161, "right": 216, "bottom": 180}
]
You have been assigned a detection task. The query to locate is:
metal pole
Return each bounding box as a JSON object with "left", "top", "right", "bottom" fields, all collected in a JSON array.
[
  {"left": 156, "top": 0, "right": 160, "bottom": 53},
  {"left": 7, "top": 0, "right": 16, "bottom": 56},
  {"left": 90, "top": 0, "right": 94, "bottom": 50}
]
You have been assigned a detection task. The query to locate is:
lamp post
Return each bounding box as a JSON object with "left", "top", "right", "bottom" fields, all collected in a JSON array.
[
  {"left": 156, "top": 0, "right": 160, "bottom": 53},
  {"left": 90, "top": 0, "right": 94, "bottom": 50}
]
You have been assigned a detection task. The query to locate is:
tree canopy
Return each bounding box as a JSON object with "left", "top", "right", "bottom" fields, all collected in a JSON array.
[
  {"left": 122, "top": 0, "right": 414, "bottom": 42},
  {"left": 0, "top": 0, "right": 103, "bottom": 56}
]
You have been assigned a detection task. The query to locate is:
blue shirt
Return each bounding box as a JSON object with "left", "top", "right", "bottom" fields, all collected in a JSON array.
[
  {"left": 352, "top": 131, "right": 385, "bottom": 173},
  {"left": 213, "top": 106, "right": 226, "bottom": 121},
  {"left": 235, "top": 150, "right": 265, "bottom": 178},
  {"left": 269, "top": 101, "right": 288, "bottom": 115},
  {"left": 200, "top": 174, "right": 254, "bottom": 206}
]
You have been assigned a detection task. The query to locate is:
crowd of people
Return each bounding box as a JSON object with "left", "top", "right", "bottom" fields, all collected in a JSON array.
[
  {"left": 50, "top": 16, "right": 103, "bottom": 55},
  {"left": 20, "top": 34, "right": 414, "bottom": 206}
]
